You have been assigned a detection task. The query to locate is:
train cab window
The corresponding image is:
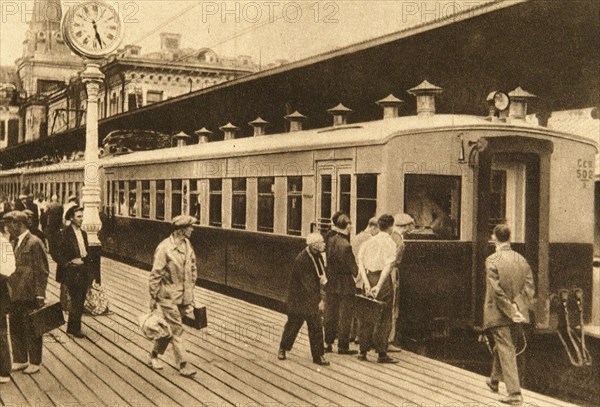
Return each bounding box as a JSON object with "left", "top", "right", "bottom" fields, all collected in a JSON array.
[
  {"left": 209, "top": 178, "right": 222, "bottom": 227},
  {"left": 320, "top": 175, "right": 332, "bottom": 231},
  {"left": 287, "top": 177, "right": 303, "bottom": 236},
  {"left": 339, "top": 174, "right": 351, "bottom": 217},
  {"left": 111, "top": 181, "right": 117, "bottom": 215},
  {"left": 118, "top": 181, "right": 126, "bottom": 215},
  {"left": 356, "top": 174, "right": 378, "bottom": 232},
  {"left": 404, "top": 174, "right": 461, "bottom": 240},
  {"left": 171, "top": 179, "right": 182, "bottom": 218},
  {"left": 156, "top": 180, "right": 165, "bottom": 220},
  {"left": 128, "top": 181, "right": 137, "bottom": 217},
  {"left": 142, "top": 181, "right": 150, "bottom": 219},
  {"left": 231, "top": 178, "right": 247, "bottom": 229},
  {"left": 489, "top": 170, "right": 507, "bottom": 233},
  {"left": 257, "top": 177, "right": 275, "bottom": 233},
  {"left": 189, "top": 180, "right": 200, "bottom": 222}
]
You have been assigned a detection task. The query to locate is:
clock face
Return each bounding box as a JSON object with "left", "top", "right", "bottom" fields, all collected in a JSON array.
[{"left": 62, "top": 0, "right": 123, "bottom": 59}]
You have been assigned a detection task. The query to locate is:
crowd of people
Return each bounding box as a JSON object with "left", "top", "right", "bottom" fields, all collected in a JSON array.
[
  {"left": 0, "top": 192, "right": 96, "bottom": 383},
  {"left": 1, "top": 191, "right": 535, "bottom": 406}
]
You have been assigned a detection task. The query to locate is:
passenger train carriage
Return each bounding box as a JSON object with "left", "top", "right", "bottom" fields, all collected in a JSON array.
[{"left": 1, "top": 86, "right": 597, "bottom": 340}]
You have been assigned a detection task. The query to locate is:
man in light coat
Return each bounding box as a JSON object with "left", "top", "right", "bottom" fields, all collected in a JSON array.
[
  {"left": 148, "top": 215, "right": 198, "bottom": 377},
  {"left": 483, "top": 224, "right": 535, "bottom": 406}
]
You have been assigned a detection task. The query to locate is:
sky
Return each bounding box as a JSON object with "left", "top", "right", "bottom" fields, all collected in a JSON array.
[{"left": 0, "top": 0, "right": 496, "bottom": 67}]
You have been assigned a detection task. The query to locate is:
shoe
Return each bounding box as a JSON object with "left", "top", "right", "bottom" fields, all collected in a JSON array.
[
  {"left": 387, "top": 343, "right": 403, "bottom": 352},
  {"left": 148, "top": 358, "right": 164, "bottom": 370},
  {"left": 486, "top": 379, "right": 499, "bottom": 393},
  {"left": 313, "top": 356, "right": 330, "bottom": 366},
  {"left": 357, "top": 353, "right": 368, "bottom": 361},
  {"left": 0, "top": 376, "right": 10, "bottom": 384},
  {"left": 277, "top": 349, "right": 286, "bottom": 360},
  {"left": 12, "top": 362, "right": 28, "bottom": 372},
  {"left": 68, "top": 331, "right": 87, "bottom": 339},
  {"left": 179, "top": 365, "right": 197, "bottom": 377},
  {"left": 377, "top": 355, "right": 399, "bottom": 364},
  {"left": 324, "top": 344, "right": 333, "bottom": 353},
  {"left": 338, "top": 348, "right": 358, "bottom": 355},
  {"left": 23, "top": 364, "right": 40, "bottom": 375},
  {"left": 500, "top": 393, "right": 523, "bottom": 405}
]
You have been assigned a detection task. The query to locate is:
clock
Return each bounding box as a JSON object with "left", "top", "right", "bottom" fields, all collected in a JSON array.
[{"left": 62, "top": 0, "right": 124, "bottom": 59}]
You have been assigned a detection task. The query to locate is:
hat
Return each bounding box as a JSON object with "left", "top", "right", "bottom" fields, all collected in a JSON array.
[
  {"left": 65, "top": 205, "right": 83, "bottom": 220},
  {"left": 306, "top": 232, "right": 324, "bottom": 246},
  {"left": 67, "top": 194, "right": 78, "bottom": 202},
  {"left": 171, "top": 215, "right": 197, "bottom": 229},
  {"left": 18, "top": 194, "right": 27, "bottom": 200},
  {"left": 3, "top": 211, "right": 28, "bottom": 224},
  {"left": 394, "top": 213, "right": 415, "bottom": 226},
  {"left": 22, "top": 209, "right": 35, "bottom": 218}
]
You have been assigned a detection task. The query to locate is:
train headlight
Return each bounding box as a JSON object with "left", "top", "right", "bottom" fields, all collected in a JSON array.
[{"left": 487, "top": 91, "right": 511, "bottom": 112}]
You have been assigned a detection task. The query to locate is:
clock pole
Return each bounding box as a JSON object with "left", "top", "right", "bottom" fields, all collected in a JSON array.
[{"left": 81, "top": 62, "right": 104, "bottom": 280}]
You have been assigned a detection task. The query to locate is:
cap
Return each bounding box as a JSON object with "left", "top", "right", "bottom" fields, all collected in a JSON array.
[
  {"left": 171, "top": 215, "right": 197, "bottom": 229},
  {"left": 67, "top": 194, "right": 78, "bottom": 202},
  {"left": 19, "top": 194, "right": 27, "bottom": 200},
  {"left": 394, "top": 213, "right": 415, "bottom": 226},
  {"left": 23, "top": 209, "right": 35, "bottom": 218},
  {"left": 306, "top": 232, "right": 324, "bottom": 246},
  {"left": 3, "top": 211, "right": 28, "bottom": 224},
  {"left": 65, "top": 205, "right": 83, "bottom": 220}
]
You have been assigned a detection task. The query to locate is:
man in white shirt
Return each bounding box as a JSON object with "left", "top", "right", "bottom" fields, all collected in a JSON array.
[{"left": 356, "top": 214, "right": 398, "bottom": 363}]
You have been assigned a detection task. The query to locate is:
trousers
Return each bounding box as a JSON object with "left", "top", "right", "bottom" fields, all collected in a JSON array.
[
  {"left": 323, "top": 293, "right": 354, "bottom": 350},
  {"left": 358, "top": 272, "right": 393, "bottom": 354},
  {"left": 153, "top": 301, "right": 187, "bottom": 366},
  {"left": 279, "top": 313, "right": 325, "bottom": 361},
  {"left": 9, "top": 301, "right": 43, "bottom": 366},
  {"left": 0, "top": 315, "right": 10, "bottom": 376},
  {"left": 489, "top": 325, "right": 521, "bottom": 395}
]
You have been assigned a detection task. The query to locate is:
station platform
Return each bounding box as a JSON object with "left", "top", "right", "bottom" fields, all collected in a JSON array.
[{"left": 1, "top": 257, "right": 578, "bottom": 407}]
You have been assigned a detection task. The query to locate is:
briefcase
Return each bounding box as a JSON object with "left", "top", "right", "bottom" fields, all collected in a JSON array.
[
  {"left": 27, "top": 302, "right": 65, "bottom": 338},
  {"left": 182, "top": 306, "right": 208, "bottom": 330},
  {"left": 354, "top": 294, "right": 384, "bottom": 324}
]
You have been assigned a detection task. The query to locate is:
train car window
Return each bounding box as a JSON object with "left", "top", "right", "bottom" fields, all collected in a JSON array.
[
  {"left": 489, "top": 170, "right": 507, "bottom": 234},
  {"left": 128, "top": 181, "right": 137, "bottom": 217},
  {"left": 189, "top": 180, "right": 200, "bottom": 222},
  {"left": 257, "top": 177, "right": 275, "bottom": 233},
  {"left": 171, "top": 179, "right": 182, "bottom": 218},
  {"left": 156, "top": 180, "right": 165, "bottom": 220},
  {"left": 209, "top": 178, "right": 222, "bottom": 227},
  {"left": 320, "top": 175, "right": 332, "bottom": 230},
  {"left": 118, "top": 181, "right": 126, "bottom": 215},
  {"left": 356, "top": 174, "right": 378, "bottom": 232},
  {"left": 142, "top": 181, "right": 151, "bottom": 219},
  {"left": 0, "top": 120, "right": 5, "bottom": 141},
  {"left": 404, "top": 174, "right": 461, "bottom": 240},
  {"left": 231, "top": 178, "right": 247, "bottom": 229},
  {"left": 339, "top": 174, "right": 351, "bottom": 217},
  {"left": 111, "top": 181, "right": 117, "bottom": 215},
  {"left": 287, "top": 177, "right": 303, "bottom": 236}
]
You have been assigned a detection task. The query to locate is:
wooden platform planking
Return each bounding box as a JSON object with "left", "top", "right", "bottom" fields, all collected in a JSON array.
[{"left": 0, "top": 256, "right": 580, "bottom": 407}]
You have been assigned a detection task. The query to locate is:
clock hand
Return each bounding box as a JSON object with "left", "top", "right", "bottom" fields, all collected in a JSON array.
[{"left": 92, "top": 20, "right": 103, "bottom": 48}]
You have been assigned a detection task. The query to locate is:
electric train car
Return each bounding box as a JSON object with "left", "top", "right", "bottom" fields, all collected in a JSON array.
[{"left": 1, "top": 86, "right": 597, "bottom": 340}]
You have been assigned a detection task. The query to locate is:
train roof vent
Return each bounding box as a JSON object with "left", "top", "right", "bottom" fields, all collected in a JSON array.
[
  {"left": 285, "top": 111, "right": 307, "bottom": 132},
  {"left": 219, "top": 123, "right": 240, "bottom": 140},
  {"left": 327, "top": 103, "right": 353, "bottom": 126},
  {"left": 376, "top": 94, "right": 404, "bottom": 119},
  {"left": 249, "top": 117, "right": 269, "bottom": 137},
  {"left": 508, "top": 86, "right": 536, "bottom": 122},
  {"left": 408, "top": 80, "right": 443, "bottom": 117},
  {"left": 194, "top": 127, "right": 213, "bottom": 144},
  {"left": 174, "top": 131, "right": 191, "bottom": 147}
]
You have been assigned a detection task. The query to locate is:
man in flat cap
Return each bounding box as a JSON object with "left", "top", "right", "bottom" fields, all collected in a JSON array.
[
  {"left": 148, "top": 215, "right": 198, "bottom": 377},
  {"left": 388, "top": 213, "right": 415, "bottom": 351},
  {"left": 4, "top": 211, "right": 49, "bottom": 374},
  {"left": 54, "top": 206, "right": 90, "bottom": 338},
  {"left": 278, "top": 233, "right": 330, "bottom": 366}
]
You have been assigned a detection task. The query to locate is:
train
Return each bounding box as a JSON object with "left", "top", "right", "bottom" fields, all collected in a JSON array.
[{"left": 1, "top": 84, "right": 598, "bottom": 342}]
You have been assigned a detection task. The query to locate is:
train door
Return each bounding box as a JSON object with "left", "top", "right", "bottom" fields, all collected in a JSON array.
[
  {"left": 316, "top": 160, "right": 353, "bottom": 233},
  {"left": 472, "top": 137, "right": 552, "bottom": 328}
]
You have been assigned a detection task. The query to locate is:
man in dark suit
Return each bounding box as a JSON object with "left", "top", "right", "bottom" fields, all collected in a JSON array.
[
  {"left": 24, "top": 194, "right": 39, "bottom": 231},
  {"left": 324, "top": 213, "right": 359, "bottom": 354},
  {"left": 278, "top": 233, "right": 330, "bottom": 366},
  {"left": 54, "top": 206, "right": 90, "bottom": 338},
  {"left": 0, "top": 226, "right": 16, "bottom": 383},
  {"left": 44, "top": 195, "right": 63, "bottom": 254},
  {"left": 483, "top": 224, "right": 535, "bottom": 406},
  {"left": 4, "top": 211, "right": 49, "bottom": 375}
]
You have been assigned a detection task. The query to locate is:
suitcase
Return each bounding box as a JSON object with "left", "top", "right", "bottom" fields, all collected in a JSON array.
[
  {"left": 27, "top": 302, "right": 65, "bottom": 338},
  {"left": 354, "top": 294, "right": 384, "bottom": 324},
  {"left": 182, "top": 306, "right": 208, "bottom": 330}
]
